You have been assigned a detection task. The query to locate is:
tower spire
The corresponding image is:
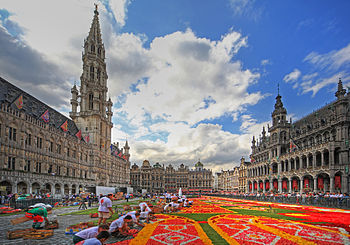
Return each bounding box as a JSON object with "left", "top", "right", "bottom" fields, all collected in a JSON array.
[
  {"left": 335, "top": 77, "right": 346, "bottom": 99},
  {"left": 71, "top": 5, "right": 112, "bottom": 149}
]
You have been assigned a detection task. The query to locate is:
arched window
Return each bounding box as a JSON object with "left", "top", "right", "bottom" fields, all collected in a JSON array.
[
  {"left": 90, "top": 66, "right": 94, "bottom": 79},
  {"left": 98, "top": 47, "right": 101, "bottom": 55},
  {"left": 89, "top": 93, "right": 93, "bottom": 110},
  {"left": 91, "top": 44, "right": 95, "bottom": 52}
]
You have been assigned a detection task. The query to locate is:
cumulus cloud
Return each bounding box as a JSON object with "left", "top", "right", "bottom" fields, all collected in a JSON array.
[
  {"left": 283, "top": 68, "right": 301, "bottom": 83},
  {"left": 1, "top": 0, "right": 266, "bottom": 171},
  {"left": 128, "top": 121, "right": 262, "bottom": 173},
  {"left": 109, "top": 28, "right": 266, "bottom": 170},
  {"left": 117, "top": 29, "right": 261, "bottom": 127}
]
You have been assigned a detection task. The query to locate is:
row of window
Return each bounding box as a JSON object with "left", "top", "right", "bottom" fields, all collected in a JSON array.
[
  {"left": 4, "top": 127, "right": 89, "bottom": 161},
  {"left": 6, "top": 157, "right": 88, "bottom": 178}
]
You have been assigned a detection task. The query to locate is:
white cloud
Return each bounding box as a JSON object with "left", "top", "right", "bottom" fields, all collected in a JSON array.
[
  {"left": 300, "top": 73, "right": 349, "bottom": 97},
  {"left": 117, "top": 29, "right": 262, "bottom": 127},
  {"left": 304, "top": 43, "right": 350, "bottom": 71},
  {"left": 109, "top": 0, "right": 132, "bottom": 27},
  {"left": 261, "top": 59, "right": 270, "bottom": 66},
  {"left": 229, "top": 0, "right": 262, "bottom": 21},
  {"left": 283, "top": 69, "right": 301, "bottom": 83},
  {"left": 0, "top": 1, "right": 266, "bottom": 171}
]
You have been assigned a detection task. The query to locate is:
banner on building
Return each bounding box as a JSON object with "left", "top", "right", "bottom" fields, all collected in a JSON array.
[
  {"left": 61, "top": 120, "right": 68, "bottom": 132},
  {"left": 14, "top": 95, "right": 23, "bottom": 109},
  {"left": 75, "top": 130, "right": 82, "bottom": 140},
  {"left": 40, "top": 109, "right": 50, "bottom": 123}
]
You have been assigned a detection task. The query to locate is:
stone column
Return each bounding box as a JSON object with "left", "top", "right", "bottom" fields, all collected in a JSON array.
[
  {"left": 12, "top": 183, "right": 17, "bottom": 194},
  {"left": 330, "top": 176, "right": 334, "bottom": 193},
  {"left": 51, "top": 184, "right": 55, "bottom": 196},
  {"left": 299, "top": 177, "right": 303, "bottom": 193},
  {"left": 278, "top": 162, "right": 281, "bottom": 174},
  {"left": 278, "top": 179, "right": 282, "bottom": 193},
  {"left": 321, "top": 153, "right": 324, "bottom": 166},
  {"left": 289, "top": 179, "right": 292, "bottom": 193},
  {"left": 330, "top": 150, "right": 335, "bottom": 167},
  {"left": 341, "top": 174, "right": 348, "bottom": 194},
  {"left": 306, "top": 157, "right": 309, "bottom": 168},
  {"left": 263, "top": 181, "right": 266, "bottom": 193},
  {"left": 28, "top": 183, "right": 32, "bottom": 195},
  {"left": 313, "top": 154, "right": 316, "bottom": 169},
  {"left": 314, "top": 177, "right": 318, "bottom": 192}
]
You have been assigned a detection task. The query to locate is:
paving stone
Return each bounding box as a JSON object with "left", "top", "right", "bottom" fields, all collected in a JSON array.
[{"left": 0, "top": 199, "right": 139, "bottom": 244}]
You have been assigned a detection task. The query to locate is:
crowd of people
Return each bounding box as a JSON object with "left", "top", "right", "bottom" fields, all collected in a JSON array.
[
  {"left": 71, "top": 192, "right": 193, "bottom": 245},
  {"left": 212, "top": 191, "right": 350, "bottom": 208}
]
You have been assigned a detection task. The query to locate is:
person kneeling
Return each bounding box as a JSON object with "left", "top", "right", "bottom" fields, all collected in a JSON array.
[
  {"left": 25, "top": 204, "right": 52, "bottom": 229},
  {"left": 73, "top": 225, "right": 109, "bottom": 244},
  {"left": 109, "top": 215, "right": 133, "bottom": 237},
  {"left": 76, "top": 231, "right": 110, "bottom": 245}
]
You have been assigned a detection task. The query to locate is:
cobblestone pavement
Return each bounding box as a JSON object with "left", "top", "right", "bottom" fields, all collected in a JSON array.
[{"left": 0, "top": 199, "right": 139, "bottom": 245}]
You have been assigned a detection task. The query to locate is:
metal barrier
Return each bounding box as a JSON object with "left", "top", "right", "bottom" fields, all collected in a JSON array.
[
  {"left": 207, "top": 194, "right": 350, "bottom": 209},
  {"left": 9, "top": 198, "right": 63, "bottom": 210}
]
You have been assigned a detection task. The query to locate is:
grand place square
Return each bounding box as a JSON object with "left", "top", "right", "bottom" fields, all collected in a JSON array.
[{"left": 1, "top": 1, "right": 350, "bottom": 244}]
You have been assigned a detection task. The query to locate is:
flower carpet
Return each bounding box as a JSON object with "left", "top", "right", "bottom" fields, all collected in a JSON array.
[{"left": 110, "top": 196, "right": 350, "bottom": 244}]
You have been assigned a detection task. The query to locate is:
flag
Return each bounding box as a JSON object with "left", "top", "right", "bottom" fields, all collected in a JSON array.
[
  {"left": 122, "top": 155, "right": 127, "bottom": 160},
  {"left": 14, "top": 95, "right": 23, "bottom": 109},
  {"left": 75, "top": 130, "right": 82, "bottom": 140},
  {"left": 110, "top": 145, "right": 113, "bottom": 151},
  {"left": 118, "top": 152, "right": 122, "bottom": 157},
  {"left": 84, "top": 135, "right": 90, "bottom": 143},
  {"left": 40, "top": 109, "right": 50, "bottom": 123},
  {"left": 289, "top": 138, "right": 299, "bottom": 152},
  {"left": 61, "top": 120, "right": 68, "bottom": 132}
]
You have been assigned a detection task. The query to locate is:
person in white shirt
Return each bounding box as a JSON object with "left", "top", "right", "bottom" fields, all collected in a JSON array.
[
  {"left": 164, "top": 203, "right": 173, "bottom": 213},
  {"left": 139, "top": 202, "right": 150, "bottom": 212},
  {"left": 98, "top": 194, "right": 114, "bottom": 225},
  {"left": 73, "top": 225, "right": 109, "bottom": 244},
  {"left": 125, "top": 210, "right": 144, "bottom": 227},
  {"left": 78, "top": 231, "right": 110, "bottom": 245},
  {"left": 109, "top": 215, "right": 133, "bottom": 237}
]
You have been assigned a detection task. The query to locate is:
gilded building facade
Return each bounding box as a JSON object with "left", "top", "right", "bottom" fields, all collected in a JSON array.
[
  {"left": 0, "top": 6, "right": 130, "bottom": 196},
  {"left": 247, "top": 79, "right": 350, "bottom": 194},
  {"left": 130, "top": 160, "right": 213, "bottom": 193}
]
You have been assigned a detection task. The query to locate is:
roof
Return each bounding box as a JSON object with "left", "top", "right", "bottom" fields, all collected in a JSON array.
[{"left": 0, "top": 76, "right": 80, "bottom": 137}]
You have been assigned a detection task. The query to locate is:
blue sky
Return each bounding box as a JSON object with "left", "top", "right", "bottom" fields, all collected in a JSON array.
[{"left": 0, "top": 0, "right": 350, "bottom": 171}]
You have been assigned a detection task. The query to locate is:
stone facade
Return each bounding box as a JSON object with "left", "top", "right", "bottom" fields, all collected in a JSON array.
[
  {"left": 0, "top": 6, "right": 130, "bottom": 197},
  {"left": 238, "top": 157, "right": 250, "bottom": 193},
  {"left": 216, "top": 166, "right": 240, "bottom": 192},
  {"left": 247, "top": 79, "right": 350, "bottom": 194},
  {"left": 130, "top": 160, "right": 213, "bottom": 193}
]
